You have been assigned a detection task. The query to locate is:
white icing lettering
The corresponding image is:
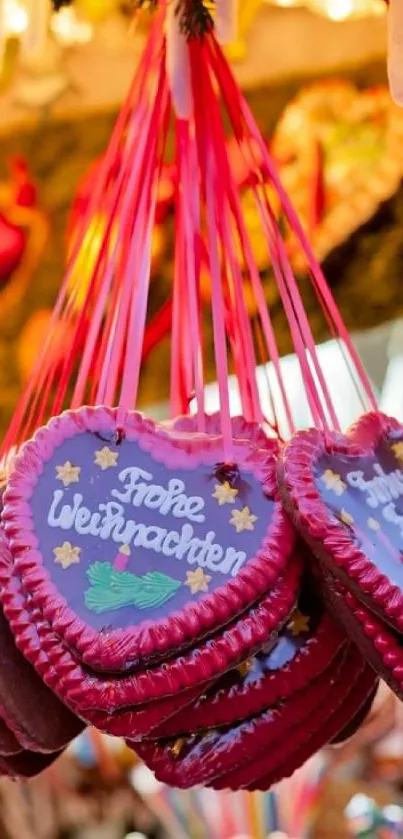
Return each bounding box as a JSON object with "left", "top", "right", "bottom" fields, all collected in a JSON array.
[
  {"left": 140, "top": 526, "right": 167, "bottom": 551},
  {"left": 346, "top": 464, "right": 403, "bottom": 510},
  {"left": 111, "top": 468, "right": 205, "bottom": 523},
  {"left": 48, "top": 491, "right": 83, "bottom": 530},
  {"left": 75, "top": 507, "right": 92, "bottom": 535},
  {"left": 217, "top": 546, "right": 247, "bottom": 576},
  {"left": 383, "top": 502, "right": 403, "bottom": 536},
  {"left": 111, "top": 467, "right": 152, "bottom": 505},
  {"left": 46, "top": 459, "right": 254, "bottom": 578},
  {"left": 162, "top": 531, "right": 181, "bottom": 556}
]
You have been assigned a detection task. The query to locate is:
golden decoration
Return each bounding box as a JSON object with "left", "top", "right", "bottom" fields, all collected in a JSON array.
[
  {"left": 288, "top": 609, "right": 310, "bottom": 637},
  {"left": 185, "top": 568, "right": 212, "bottom": 595},
  {"left": 171, "top": 738, "right": 186, "bottom": 759},
  {"left": 230, "top": 506, "right": 258, "bottom": 533},
  {"left": 119, "top": 544, "right": 131, "bottom": 557},
  {"left": 225, "top": 0, "right": 263, "bottom": 62},
  {"left": 340, "top": 509, "right": 354, "bottom": 527},
  {"left": 368, "top": 518, "right": 381, "bottom": 532},
  {"left": 320, "top": 469, "right": 346, "bottom": 496},
  {"left": 238, "top": 659, "right": 254, "bottom": 677},
  {"left": 94, "top": 446, "right": 119, "bottom": 470},
  {"left": 53, "top": 542, "right": 81, "bottom": 570},
  {"left": 267, "top": 0, "right": 385, "bottom": 22},
  {"left": 55, "top": 460, "right": 81, "bottom": 488},
  {"left": 68, "top": 214, "right": 165, "bottom": 313},
  {"left": 391, "top": 442, "right": 403, "bottom": 462},
  {"left": 212, "top": 481, "right": 239, "bottom": 505}
]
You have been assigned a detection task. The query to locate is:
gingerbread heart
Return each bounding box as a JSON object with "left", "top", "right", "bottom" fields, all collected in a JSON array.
[
  {"left": 212, "top": 655, "right": 377, "bottom": 791},
  {"left": 0, "top": 523, "right": 300, "bottom": 727},
  {"left": 319, "top": 564, "right": 403, "bottom": 701},
  {"left": 2, "top": 566, "right": 206, "bottom": 740},
  {"left": 278, "top": 411, "right": 403, "bottom": 632},
  {"left": 0, "top": 749, "right": 63, "bottom": 779},
  {"left": 0, "top": 717, "right": 23, "bottom": 757},
  {"left": 169, "top": 413, "right": 273, "bottom": 450},
  {"left": 0, "top": 526, "right": 211, "bottom": 737},
  {"left": 133, "top": 644, "right": 349, "bottom": 788},
  {"left": 0, "top": 583, "right": 84, "bottom": 752},
  {"left": 152, "top": 574, "right": 345, "bottom": 737},
  {"left": 2, "top": 407, "right": 294, "bottom": 673},
  {"left": 9, "top": 555, "right": 301, "bottom": 716},
  {"left": 329, "top": 683, "right": 378, "bottom": 745}
]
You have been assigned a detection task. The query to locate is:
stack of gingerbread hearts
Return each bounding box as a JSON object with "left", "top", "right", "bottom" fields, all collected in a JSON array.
[
  {"left": 0, "top": 407, "right": 302, "bottom": 751},
  {"left": 0, "top": 405, "right": 379, "bottom": 787},
  {"left": 133, "top": 576, "right": 377, "bottom": 791},
  {"left": 279, "top": 410, "right": 403, "bottom": 706}
]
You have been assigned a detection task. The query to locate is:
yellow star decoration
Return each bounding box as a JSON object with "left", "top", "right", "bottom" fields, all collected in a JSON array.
[
  {"left": 320, "top": 469, "right": 346, "bottom": 496},
  {"left": 288, "top": 609, "right": 310, "bottom": 637},
  {"left": 53, "top": 542, "right": 81, "bottom": 570},
  {"left": 55, "top": 461, "right": 81, "bottom": 488},
  {"left": 230, "top": 506, "right": 258, "bottom": 533},
  {"left": 171, "top": 738, "right": 186, "bottom": 759},
  {"left": 94, "top": 447, "right": 119, "bottom": 470},
  {"left": 212, "top": 481, "right": 239, "bottom": 505},
  {"left": 185, "top": 568, "right": 212, "bottom": 595},
  {"left": 237, "top": 659, "right": 254, "bottom": 678},
  {"left": 368, "top": 518, "right": 381, "bottom": 532},
  {"left": 340, "top": 509, "right": 354, "bottom": 527},
  {"left": 392, "top": 442, "right": 403, "bottom": 462}
]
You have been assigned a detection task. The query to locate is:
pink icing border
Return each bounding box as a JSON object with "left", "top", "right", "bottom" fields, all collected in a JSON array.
[
  {"left": 169, "top": 413, "right": 274, "bottom": 450},
  {"left": 278, "top": 411, "right": 403, "bottom": 633},
  {"left": 214, "top": 657, "right": 377, "bottom": 791},
  {"left": 11, "top": 556, "right": 301, "bottom": 714},
  {"left": 0, "top": 522, "right": 301, "bottom": 717},
  {"left": 132, "top": 644, "right": 351, "bottom": 787},
  {"left": 320, "top": 565, "right": 403, "bottom": 700},
  {"left": 0, "top": 535, "right": 85, "bottom": 752},
  {"left": 152, "top": 598, "right": 345, "bottom": 736},
  {"left": 2, "top": 406, "right": 295, "bottom": 672}
]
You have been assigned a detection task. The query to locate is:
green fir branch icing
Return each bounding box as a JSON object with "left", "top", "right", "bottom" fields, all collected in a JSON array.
[{"left": 84, "top": 562, "right": 181, "bottom": 614}]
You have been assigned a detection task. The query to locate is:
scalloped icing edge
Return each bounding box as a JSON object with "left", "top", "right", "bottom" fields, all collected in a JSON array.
[
  {"left": 2, "top": 406, "right": 295, "bottom": 672},
  {"left": 278, "top": 411, "right": 403, "bottom": 633}
]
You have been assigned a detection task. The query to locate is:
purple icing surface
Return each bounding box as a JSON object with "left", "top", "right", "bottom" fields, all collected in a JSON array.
[
  {"left": 31, "top": 432, "right": 272, "bottom": 631},
  {"left": 199, "top": 581, "right": 320, "bottom": 698},
  {"left": 315, "top": 435, "right": 403, "bottom": 590},
  {"left": 249, "top": 582, "right": 320, "bottom": 675}
]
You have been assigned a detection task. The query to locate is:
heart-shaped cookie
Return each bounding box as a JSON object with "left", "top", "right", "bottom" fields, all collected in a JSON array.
[
  {"left": 152, "top": 574, "right": 345, "bottom": 737},
  {"left": 0, "top": 716, "right": 23, "bottom": 757},
  {"left": 169, "top": 413, "right": 273, "bottom": 450},
  {"left": 133, "top": 643, "right": 350, "bottom": 788},
  {"left": 211, "top": 655, "right": 377, "bottom": 791},
  {"left": 2, "top": 407, "right": 295, "bottom": 673},
  {"left": 329, "top": 683, "right": 378, "bottom": 745},
  {"left": 0, "top": 522, "right": 301, "bottom": 730},
  {"left": 319, "top": 564, "right": 403, "bottom": 701},
  {"left": 0, "top": 602, "right": 84, "bottom": 753},
  {"left": 0, "top": 526, "right": 212, "bottom": 737},
  {"left": 10, "top": 555, "right": 301, "bottom": 716},
  {"left": 1, "top": 562, "right": 208, "bottom": 740},
  {"left": 278, "top": 411, "right": 403, "bottom": 632},
  {"left": 0, "top": 749, "right": 64, "bottom": 779}
]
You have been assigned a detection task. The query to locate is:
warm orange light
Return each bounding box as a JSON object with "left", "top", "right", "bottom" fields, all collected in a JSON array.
[
  {"left": 265, "top": 0, "right": 385, "bottom": 18},
  {"left": 17, "top": 309, "right": 73, "bottom": 381},
  {"left": 199, "top": 188, "right": 277, "bottom": 317},
  {"left": 67, "top": 214, "right": 166, "bottom": 311}
]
